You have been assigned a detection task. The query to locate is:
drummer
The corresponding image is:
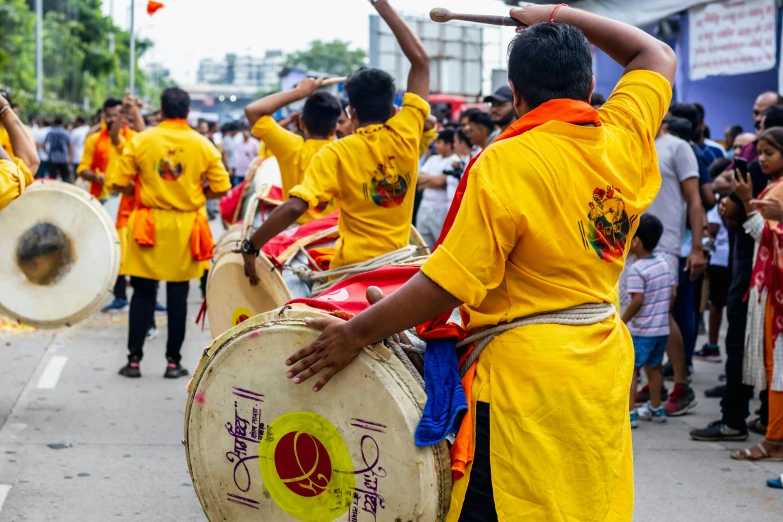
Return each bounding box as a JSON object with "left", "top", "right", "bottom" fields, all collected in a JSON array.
[
  {"left": 0, "top": 91, "right": 40, "bottom": 209},
  {"left": 244, "top": 78, "right": 342, "bottom": 222},
  {"left": 285, "top": 4, "right": 675, "bottom": 521},
  {"left": 113, "top": 87, "right": 231, "bottom": 379},
  {"left": 240, "top": 0, "right": 429, "bottom": 284},
  {"left": 77, "top": 98, "right": 125, "bottom": 202}
]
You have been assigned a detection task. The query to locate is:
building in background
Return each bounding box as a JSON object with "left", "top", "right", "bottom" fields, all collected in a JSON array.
[{"left": 197, "top": 50, "right": 285, "bottom": 91}]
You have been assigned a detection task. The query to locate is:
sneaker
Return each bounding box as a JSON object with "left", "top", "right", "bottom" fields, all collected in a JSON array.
[
  {"left": 664, "top": 384, "right": 697, "bottom": 416},
  {"left": 118, "top": 361, "right": 141, "bottom": 378},
  {"left": 102, "top": 298, "right": 128, "bottom": 313},
  {"left": 637, "top": 401, "right": 667, "bottom": 423},
  {"left": 154, "top": 302, "right": 167, "bottom": 313},
  {"left": 630, "top": 410, "right": 638, "bottom": 429},
  {"left": 705, "top": 384, "right": 727, "bottom": 398},
  {"left": 146, "top": 327, "right": 157, "bottom": 341},
  {"left": 636, "top": 384, "right": 669, "bottom": 404},
  {"left": 690, "top": 420, "right": 749, "bottom": 441},
  {"left": 164, "top": 361, "right": 189, "bottom": 379},
  {"left": 694, "top": 343, "right": 722, "bottom": 363}
]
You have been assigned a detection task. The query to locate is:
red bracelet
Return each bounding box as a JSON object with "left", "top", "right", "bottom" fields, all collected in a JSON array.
[{"left": 549, "top": 3, "right": 567, "bottom": 23}]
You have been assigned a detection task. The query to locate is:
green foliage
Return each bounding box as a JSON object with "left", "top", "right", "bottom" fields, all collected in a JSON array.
[
  {"left": 1, "top": 0, "right": 159, "bottom": 115},
  {"left": 285, "top": 40, "right": 367, "bottom": 77}
]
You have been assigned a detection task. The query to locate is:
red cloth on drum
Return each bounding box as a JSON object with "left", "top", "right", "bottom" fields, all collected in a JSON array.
[
  {"left": 219, "top": 179, "right": 246, "bottom": 224},
  {"left": 261, "top": 211, "right": 339, "bottom": 264}
]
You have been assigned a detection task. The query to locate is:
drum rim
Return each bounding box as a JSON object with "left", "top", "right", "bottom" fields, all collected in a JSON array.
[
  {"left": 184, "top": 305, "right": 452, "bottom": 521},
  {"left": 0, "top": 181, "right": 120, "bottom": 328}
]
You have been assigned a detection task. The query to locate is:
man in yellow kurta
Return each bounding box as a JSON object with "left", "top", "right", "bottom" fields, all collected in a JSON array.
[
  {"left": 283, "top": 5, "right": 676, "bottom": 521},
  {"left": 113, "top": 87, "right": 231, "bottom": 379},
  {"left": 244, "top": 78, "right": 342, "bottom": 222},
  {"left": 0, "top": 93, "right": 39, "bottom": 210},
  {"left": 240, "top": 0, "right": 429, "bottom": 285},
  {"left": 77, "top": 98, "right": 127, "bottom": 202}
]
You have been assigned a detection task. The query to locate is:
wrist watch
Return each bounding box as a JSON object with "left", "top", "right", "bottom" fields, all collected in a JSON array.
[{"left": 241, "top": 238, "right": 260, "bottom": 256}]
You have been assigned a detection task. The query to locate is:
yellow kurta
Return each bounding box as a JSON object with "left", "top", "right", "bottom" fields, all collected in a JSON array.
[
  {"left": 114, "top": 119, "right": 231, "bottom": 282},
  {"left": 251, "top": 116, "right": 336, "bottom": 222},
  {"left": 0, "top": 158, "right": 33, "bottom": 211},
  {"left": 422, "top": 70, "right": 672, "bottom": 521},
  {"left": 78, "top": 128, "right": 131, "bottom": 201},
  {"left": 290, "top": 92, "right": 430, "bottom": 269}
]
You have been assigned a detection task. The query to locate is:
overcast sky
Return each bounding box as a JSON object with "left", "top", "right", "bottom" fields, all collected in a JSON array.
[{"left": 104, "top": 0, "right": 520, "bottom": 85}]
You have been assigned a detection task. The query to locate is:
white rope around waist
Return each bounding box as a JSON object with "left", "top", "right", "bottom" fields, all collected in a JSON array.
[{"left": 455, "top": 303, "right": 616, "bottom": 377}]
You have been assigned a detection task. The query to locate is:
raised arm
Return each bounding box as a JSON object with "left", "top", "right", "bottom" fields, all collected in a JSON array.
[
  {"left": 372, "top": 0, "right": 430, "bottom": 98},
  {"left": 511, "top": 4, "right": 676, "bottom": 83},
  {"left": 0, "top": 94, "right": 40, "bottom": 174},
  {"left": 244, "top": 78, "right": 323, "bottom": 127}
]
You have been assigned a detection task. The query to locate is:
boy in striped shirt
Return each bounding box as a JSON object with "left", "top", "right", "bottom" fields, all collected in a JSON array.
[{"left": 623, "top": 214, "right": 677, "bottom": 426}]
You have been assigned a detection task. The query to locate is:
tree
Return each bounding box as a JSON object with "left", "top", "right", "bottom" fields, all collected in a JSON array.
[{"left": 285, "top": 40, "right": 367, "bottom": 77}]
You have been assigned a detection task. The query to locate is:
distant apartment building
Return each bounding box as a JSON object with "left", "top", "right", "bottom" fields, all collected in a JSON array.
[{"left": 197, "top": 50, "right": 285, "bottom": 91}]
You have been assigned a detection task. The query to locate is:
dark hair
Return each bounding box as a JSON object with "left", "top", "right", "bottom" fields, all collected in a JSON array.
[
  {"left": 759, "top": 127, "right": 783, "bottom": 154},
  {"left": 666, "top": 116, "right": 693, "bottom": 142},
  {"left": 75, "top": 116, "right": 86, "bottom": 126},
  {"left": 437, "top": 129, "right": 455, "bottom": 146},
  {"left": 726, "top": 124, "right": 743, "bottom": 138},
  {"left": 590, "top": 92, "right": 606, "bottom": 107},
  {"left": 507, "top": 23, "right": 593, "bottom": 109},
  {"left": 460, "top": 108, "right": 481, "bottom": 121},
  {"left": 635, "top": 214, "right": 664, "bottom": 251},
  {"left": 455, "top": 127, "right": 469, "bottom": 145},
  {"left": 302, "top": 91, "right": 342, "bottom": 138},
  {"left": 468, "top": 111, "right": 495, "bottom": 133},
  {"left": 340, "top": 98, "right": 349, "bottom": 111},
  {"left": 103, "top": 97, "right": 122, "bottom": 111},
  {"left": 160, "top": 87, "right": 190, "bottom": 119},
  {"left": 53, "top": 116, "right": 64, "bottom": 126},
  {"left": 344, "top": 68, "right": 395, "bottom": 123},
  {"left": 708, "top": 157, "right": 732, "bottom": 180},
  {"left": 669, "top": 102, "right": 702, "bottom": 142},
  {"left": 693, "top": 102, "right": 705, "bottom": 120},
  {"left": 762, "top": 105, "right": 783, "bottom": 130}
]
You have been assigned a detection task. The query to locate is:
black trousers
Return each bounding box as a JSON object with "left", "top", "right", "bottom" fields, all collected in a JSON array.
[
  {"left": 47, "top": 162, "right": 72, "bottom": 183},
  {"left": 113, "top": 276, "right": 128, "bottom": 301},
  {"left": 127, "top": 277, "right": 188, "bottom": 363},
  {"left": 459, "top": 402, "right": 498, "bottom": 521}
]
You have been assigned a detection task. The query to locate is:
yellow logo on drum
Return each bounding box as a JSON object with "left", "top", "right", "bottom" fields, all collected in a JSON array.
[
  {"left": 232, "top": 307, "right": 253, "bottom": 326},
  {"left": 258, "top": 412, "right": 354, "bottom": 522}
]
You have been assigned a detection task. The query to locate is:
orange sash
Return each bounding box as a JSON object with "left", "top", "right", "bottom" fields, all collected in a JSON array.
[
  {"left": 426, "top": 99, "right": 601, "bottom": 481},
  {"left": 133, "top": 205, "right": 215, "bottom": 261}
]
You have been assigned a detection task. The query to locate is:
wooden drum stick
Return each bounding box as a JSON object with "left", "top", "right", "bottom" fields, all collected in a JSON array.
[{"left": 429, "top": 7, "right": 524, "bottom": 27}]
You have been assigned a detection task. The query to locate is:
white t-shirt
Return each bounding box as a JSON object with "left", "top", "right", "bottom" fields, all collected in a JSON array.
[
  {"left": 69, "top": 125, "right": 90, "bottom": 164},
  {"left": 707, "top": 204, "right": 729, "bottom": 267},
  {"left": 446, "top": 154, "right": 472, "bottom": 203},
  {"left": 420, "top": 153, "right": 460, "bottom": 206},
  {"left": 34, "top": 126, "right": 51, "bottom": 161}
]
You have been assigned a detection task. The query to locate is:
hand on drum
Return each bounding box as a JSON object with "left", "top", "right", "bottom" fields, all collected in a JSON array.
[{"left": 241, "top": 252, "right": 260, "bottom": 286}]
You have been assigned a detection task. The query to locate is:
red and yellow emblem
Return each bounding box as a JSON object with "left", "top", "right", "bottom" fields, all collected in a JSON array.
[{"left": 231, "top": 307, "right": 252, "bottom": 327}]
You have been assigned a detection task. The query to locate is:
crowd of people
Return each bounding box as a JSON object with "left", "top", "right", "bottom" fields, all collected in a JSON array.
[{"left": 1, "top": 0, "right": 783, "bottom": 517}]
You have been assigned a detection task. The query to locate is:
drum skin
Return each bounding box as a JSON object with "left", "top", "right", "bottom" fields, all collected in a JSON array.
[
  {"left": 252, "top": 156, "right": 282, "bottom": 195},
  {"left": 184, "top": 305, "right": 452, "bottom": 522},
  {"left": 205, "top": 252, "right": 291, "bottom": 338},
  {"left": 0, "top": 181, "right": 120, "bottom": 328}
]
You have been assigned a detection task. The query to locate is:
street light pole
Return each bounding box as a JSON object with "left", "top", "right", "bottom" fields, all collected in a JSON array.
[
  {"left": 108, "top": 0, "right": 115, "bottom": 93},
  {"left": 129, "top": 0, "right": 136, "bottom": 95},
  {"left": 35, "top": 0, "right": 43, "bottom": 102}
]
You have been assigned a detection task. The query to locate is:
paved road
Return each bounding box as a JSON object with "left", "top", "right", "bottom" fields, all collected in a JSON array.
[{"left": 0, "top": 295, "right": 782, "bottom": 521}]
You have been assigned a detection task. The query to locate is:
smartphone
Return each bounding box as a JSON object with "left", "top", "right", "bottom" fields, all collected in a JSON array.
[{"left": 734, "top": 158, "right": 748, "bottom": 180}]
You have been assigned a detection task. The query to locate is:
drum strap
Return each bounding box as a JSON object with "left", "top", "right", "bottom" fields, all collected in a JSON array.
[{"left": 454, "top": 303, "right": 616, "bottom": 377}]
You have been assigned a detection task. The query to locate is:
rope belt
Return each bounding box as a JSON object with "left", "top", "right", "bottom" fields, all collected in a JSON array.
[
  {"left": 289, "top": 245, "right": 421, "bottom": 296},
  {"left": 455, "top": 303, "right": 616, "bottom": 377}
]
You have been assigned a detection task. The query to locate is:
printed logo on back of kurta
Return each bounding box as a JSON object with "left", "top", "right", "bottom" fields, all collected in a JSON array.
[
  {"left": 363, "top": 156, "right": 410, "bottom": 208},
  {"left": 578, "top": 185, "right": 636, "bottom": 263},
  {"left": 157, "top": 148, "right": 184, "bottom": 181}
]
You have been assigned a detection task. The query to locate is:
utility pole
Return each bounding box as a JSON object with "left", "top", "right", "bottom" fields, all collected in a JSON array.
[
  {"left": 35, "top": 0, "right": 43, "bottom": 102},
  {"left": 129, "top": 0, "right": 136, "bottom": 95},
  {"left": 108, "top": 0, "right": 115, "bottom": 94}
]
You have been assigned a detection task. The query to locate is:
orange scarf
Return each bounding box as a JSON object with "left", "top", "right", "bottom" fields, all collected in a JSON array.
[
  {"left": 133, "top": 206, "right": 215, "bottom": 262},
  {"left": 425, "top": 99, "right": 601, "bottom": 481}
]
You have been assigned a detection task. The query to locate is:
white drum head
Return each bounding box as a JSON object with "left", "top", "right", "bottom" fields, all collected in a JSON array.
[
  {"left": 252, "top": 157, "right": 282, "bottom": 195},
  {"left": 0, "top": 181, "right": 120, "bottom": 328},
  {"left": 185, "top": 306, "right": 451, "bottom": 521},
  {"left": 205, "top": 253, "right": 292, "bottom": 338}
]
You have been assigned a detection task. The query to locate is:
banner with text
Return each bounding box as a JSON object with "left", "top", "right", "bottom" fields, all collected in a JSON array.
[{"left": 689, "top": 0, "right": 776, "bottom": 81}]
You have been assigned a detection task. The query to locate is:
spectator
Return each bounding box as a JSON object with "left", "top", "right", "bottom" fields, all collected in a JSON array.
[
  {"left": 642, "top": 118, "right": 705, "bottom": 416},
  {"left": 33, "top": 118, "right": 51, "bottom": 179},
  {"left": 464, "top": 110, "right": 494, "bottom": 151},
  {"left": 590, "top": 92, "right": 606, "bottom": 109},
  {"left": 416, "top": 129, "right": 460, "bottom": 249},
  {"left": 690, "top": 102, "right": 783, "bottom": 442},
  {"left": 694, "top": 157, "right": 733, "bottom": 363},
  {"left": 144, "top": 110, "right": 161, "bottom": 128},
  {"left": 446, "top": 127, "right": 472, "bottom": 203},
  {"left": 669, "top": 103, "right": 716, "bottom": 209},
  {"left": 694, "top": 103, "right": 727, "bottom": 163},
  {"left": 336, "top": 99, "right": 354, "bottom": 139},
  {"left": 44, "top": 116, "right": 72, "bottom": 183},
  {"left": 70, "top": 115, "right": 90, "bottom": 174},
  {"left": 221, "top": 122, "right": 239, "bottom": 181},
  {"left": 483, "top": 85, "right": 515, "bottom": 141},
  {"left": 196, "top": 119, "right": 209, "bottom": 136},
  {"left": 209, "top": 121, "right": 222, "bottom": 145},
  {"left": 753, "top": 92, "right": 783, "bottom": 132},
  {"left": 458, "top": 107, "right": 481, "bottom": 128},
  {"left": 725, "top": 124, "right": 744, "bottom": 157},
  {"left": 727, "top": 127, "right": 783, "bottom": 463},
  {"left": 235, "top": 124, "right": 260, "bottom": 183},
  {"left": 733, "top": 132, "right": 757, "bottom": 159},
  {"left": 624, "top": 214, "right": 676, "bottom": 428}
]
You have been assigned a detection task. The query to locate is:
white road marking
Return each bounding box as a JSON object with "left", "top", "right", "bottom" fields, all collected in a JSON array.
[
  {"left": 0, "top": 485, "right": 11, "bottom": 512},
  {"left": 36, "top": 356, "right": 68, "bottom": 389}
]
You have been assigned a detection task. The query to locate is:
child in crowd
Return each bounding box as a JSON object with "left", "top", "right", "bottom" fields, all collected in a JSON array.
[
  {"left": 623, "top": 214, "right": 677, "bottom": 427},
  {"left": 416, "top": 129, "right": 460, "bottom": 249}
]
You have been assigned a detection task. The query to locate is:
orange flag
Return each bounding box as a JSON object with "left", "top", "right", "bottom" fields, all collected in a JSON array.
[{"left": 147, "top": 1, "right": 165, "bottom": 15}]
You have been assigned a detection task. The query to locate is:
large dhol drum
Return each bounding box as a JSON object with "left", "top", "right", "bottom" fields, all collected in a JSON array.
[
  {"left": 0, "top": 181, "right": 120, "bottom": 328},
  {"left": 185, "top": 305, "right": 451, "bottom": 521},
  {"left": 252, "top": 156, "right": 282, "bottom": 195}
]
